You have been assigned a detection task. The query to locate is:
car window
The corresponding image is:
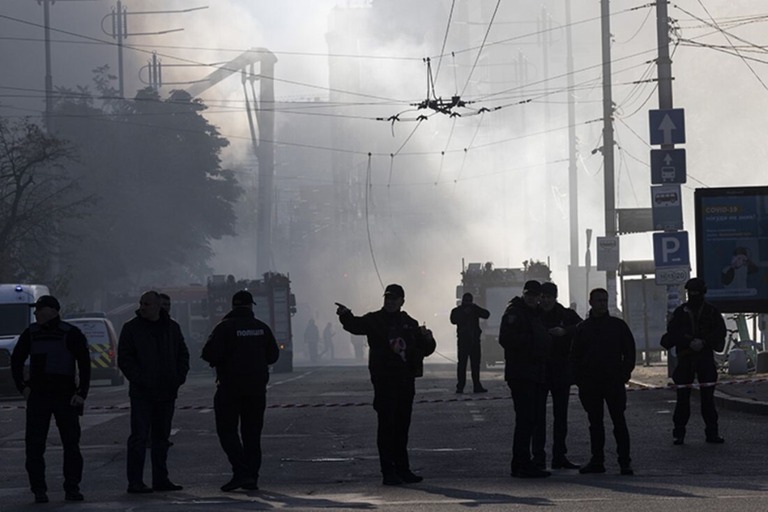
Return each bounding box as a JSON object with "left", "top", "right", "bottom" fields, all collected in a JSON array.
[{"left": 69, "top": 320, "right": 110, "bottom": 346}]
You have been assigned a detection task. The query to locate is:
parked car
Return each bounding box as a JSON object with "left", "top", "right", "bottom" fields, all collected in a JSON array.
[{"left": 64, "top": 315, "right": 124, "bottom": 386}]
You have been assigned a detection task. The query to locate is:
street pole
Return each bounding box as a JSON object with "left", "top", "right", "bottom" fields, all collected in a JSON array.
[
  {"left": 40, "top": 0, "right": 54, "bottom": 133},
  {"left": 601, "top": 0, "right": 618, "bottom": 311},
  {"left": 256, "top": 54, "right": 277, "bottom": 275},
  {"left": 566, "top": 0, "right": 579, "bottom": 306},
  {"left": 116, "top": 0, "right": 125, "bottom": 98},
  {"left": 655, "top": 2, "right": 682, "bottom": 322}
]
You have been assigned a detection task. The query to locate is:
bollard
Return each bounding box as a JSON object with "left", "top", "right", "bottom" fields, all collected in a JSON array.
[
  {"left": 756, "top": 351, "right": 768, "bottom": 374},
  {"left": 728, "top": 349, "right": 748, "bottom": 375}
]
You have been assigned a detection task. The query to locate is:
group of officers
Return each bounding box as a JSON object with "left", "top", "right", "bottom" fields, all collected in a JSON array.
[
  {"left": 10, "top": 275, "right": 727, "bottom": 502},
  {"left": 449, "top": 277, "right": 727, "bottom": 478}
]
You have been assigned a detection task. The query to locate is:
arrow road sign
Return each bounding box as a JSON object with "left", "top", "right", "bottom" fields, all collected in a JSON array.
[
  {"left": 649, "top": 108, "right": 685, "bottom": 145},
  {"left": 650, "top": 149, "right": 686, "bottom": 184}
]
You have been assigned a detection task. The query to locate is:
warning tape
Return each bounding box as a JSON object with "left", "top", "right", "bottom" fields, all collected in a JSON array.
[{"left": 2, "top": 377, "right": 768, "bottom": 411}]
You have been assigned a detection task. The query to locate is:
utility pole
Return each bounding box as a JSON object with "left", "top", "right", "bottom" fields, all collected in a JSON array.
[
  {"left": 37, "top": 0, "right": 54, "bottom": 133},
  {"left": 655, "top": 1, "right": 680, "bottom": 319},
  {"left": 102, "top": 3, "right": 207, "bottom": 98},
  {"left": 566, "top": 0, "right": 579, "bottom": 306},
  {"left": 601, "top": 0, "right": 619, "bottom": 311}
]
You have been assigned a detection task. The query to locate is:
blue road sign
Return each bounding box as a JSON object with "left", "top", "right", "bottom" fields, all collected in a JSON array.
[
  {"left": 651, "top": 184, "right": 683, "bottom": 230},
  {"left": 650, "top": 149, "right": 687, "bottom": 184},
  {"left": 653, "top": 231, "right": 690, "bottom": 268},
  {"left": 649, "top": 108, "right": 685, "bottom": 145}
]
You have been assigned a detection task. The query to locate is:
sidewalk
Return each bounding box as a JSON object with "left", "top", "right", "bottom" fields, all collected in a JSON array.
[{"left": 630, "top": 363, "right": 768, "bottom": 416}]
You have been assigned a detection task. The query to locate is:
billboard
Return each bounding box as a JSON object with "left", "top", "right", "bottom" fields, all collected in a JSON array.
[{"left": 694, "top": 186, "right": 768, "bottom": 313}]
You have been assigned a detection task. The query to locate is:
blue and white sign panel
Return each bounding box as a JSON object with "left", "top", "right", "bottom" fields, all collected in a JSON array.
[
  {"left": 651, "top": 184, "right": 683, "bottom": 230},
  {"left": 649, "top": 108, "right": 685, "bottom": 145},
  {"left": 650, "top": 149, "right": 686, "bottom": 184},
  {"left": 653, "top": 231, "right": 690, "bottom": 268}
]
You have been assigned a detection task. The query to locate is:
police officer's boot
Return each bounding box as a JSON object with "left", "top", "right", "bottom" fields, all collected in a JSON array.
[{"left": 672, "top": 427, "right": 685, "bottom": 445}]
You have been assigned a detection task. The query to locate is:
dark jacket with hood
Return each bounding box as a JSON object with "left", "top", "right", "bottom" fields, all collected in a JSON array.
[
  {"left": 571, "top": 311, "right": 635, "bottom": 385},
  {"left": 11, "top": 316, "right": 91, "bottom": 399},
  {"left": 118, "top": 309, "right": 190, "bottom": 401},
  {"left": 498, "top": 296, "right": 550, "bottom": 384},
  {"left": 201, "top": 307, "right": 280, "bottom": 394},
  {"left": 339, "top": 308, "right": 436, "bottom": 380}
]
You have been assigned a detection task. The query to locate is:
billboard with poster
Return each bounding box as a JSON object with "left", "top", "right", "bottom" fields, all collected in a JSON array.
[{"left": 694, "top": 186, "right": 768, "bottom": 313}]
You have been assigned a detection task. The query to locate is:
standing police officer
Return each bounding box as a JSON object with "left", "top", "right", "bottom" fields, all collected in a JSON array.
[
  {"left": 336, "top": 284, "right": 436, "bottom": 486},
  {"left": 202, "top": 290, "right": 280, "bottom": 492},
  {"left": 450, "top": 292, "right": 490, "bottom": 394},
  {"left": 11, "top": 295, "right": 91, "bottom": 504},
  {"left": 499, "top": 280, "right": 551, "bottom": 478},
  {"left": 661, "top": 277, "right": 726, "bottom": 445}
]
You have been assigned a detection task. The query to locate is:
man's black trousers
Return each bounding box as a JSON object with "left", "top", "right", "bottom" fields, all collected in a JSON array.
[
  {"left": 372, "top": 376, "right": 415, "bottom": 476},
  {"left": 577, "top": 380, "right": 631, "bottom": 466},
  {"left": 508, "top": 380, "right": 547, "bottom": 470},
  {"left": 25, "top": 392, "right": 83, "bottom": 494},
  {"left": 456, "top": 340, "right": 482, "bottom": 391},
  {"left": 126, "top": 397, "right": 175, "bottom": 486},
  {"left": 214, "top": 388, "right": 267, "bottom": 480}
]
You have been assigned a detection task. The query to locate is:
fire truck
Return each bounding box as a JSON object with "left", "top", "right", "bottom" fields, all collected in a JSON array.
[
  {"left": 456, "top": 260, "right": 551, "bottom": 368},
  {"left": 206, "top": 273, "right": 296, "bottom": 373}
]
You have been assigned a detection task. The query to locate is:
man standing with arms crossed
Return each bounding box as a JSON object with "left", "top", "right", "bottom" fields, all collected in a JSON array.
[
  {"left": 450, "top": 292, "right": 490, "bottom": 394},
  {"left": 202, "top": 290, "right": 280, "bottom": 492}
]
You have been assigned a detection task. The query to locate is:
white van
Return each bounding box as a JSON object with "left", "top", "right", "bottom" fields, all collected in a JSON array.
[{"left": 0, "top": 284, "right": 50, "bottom": 393}]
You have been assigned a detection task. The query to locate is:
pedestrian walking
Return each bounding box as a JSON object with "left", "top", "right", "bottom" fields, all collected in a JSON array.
[
  {"left": 499, "top": 280, "right": 551, "bottom": 478},
  {"left": 10, "top": 295, "right": 91, "bottom": 504},
  {"left": 450, "top": 292, "right": 490, "bottom": 393},
  {"left": 532, "top": 282, "right": 582, "bottom": 470},
  {"left": 336, "top": 283, "right": 436, "bottom": 485},
  {"left": 661, "top": 277, "right": 726, "bottom": 445},
  {"left": 118, "top": 291, "right": 190, "bottom": 494},
  {"left": 202, "top": 290, "right": 280, "bottom": 492},
  {"left": 304, "top": 318, "right": 319, "bottom": 363},
  {"left": 571, "top": 288, "right": 635, "bottom": 476}
]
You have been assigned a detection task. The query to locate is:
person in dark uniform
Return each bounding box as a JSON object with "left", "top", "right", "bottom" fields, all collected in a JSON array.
[
  {"left": 11, "top": 295, "right": 91, "bottom": 504},
  {"left": 118, "top": 291, "right": 190, "bottom": 494},
  {"left": 571, "top": 288, "right": 635, "bottom": 476},
  {"left": 450, "top": 292, "right": 490, "bottom": 394},
  {"left": 336, "top": 283, "right": 436, "bottom": 486},
  {"left": 661, "top": 277, "right": 726, "bottom": 445},
  {"left": 202, "top": 290, "right": 280, "bottom": 492},
  {"left": 532, "top": 282, "right": 582, "bottom": 470},
  {"left": 499, "top": 280, "right": 551, "bottom": 478}
]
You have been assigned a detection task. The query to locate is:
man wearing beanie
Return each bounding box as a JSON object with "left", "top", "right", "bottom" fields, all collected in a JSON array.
[{"left": 661, "top": 277, "right": 726, "bottom": 445}]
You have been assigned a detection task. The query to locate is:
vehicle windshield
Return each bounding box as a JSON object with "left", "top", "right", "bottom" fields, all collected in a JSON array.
[{"left": 0, "top": 304, "right": 32, "bottom": 336}]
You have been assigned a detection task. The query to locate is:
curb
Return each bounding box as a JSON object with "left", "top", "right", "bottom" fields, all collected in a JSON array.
[{"left": 631, "top": 377, "right": 768, "bottom": 416}]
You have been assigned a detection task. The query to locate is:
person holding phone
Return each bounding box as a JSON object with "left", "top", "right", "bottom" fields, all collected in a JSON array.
[{"left": 335, "top": 284, "right": 436, "bottom": 486}]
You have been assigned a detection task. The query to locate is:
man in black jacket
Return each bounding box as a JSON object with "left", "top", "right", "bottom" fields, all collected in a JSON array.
[
  {"left": 532, "top": 282, "right": 582, "bottom": 471},
  {"left": 202, "top": 290, "right": 280, "bottom": 492},
  {"left": 661, "top": 277, "right": 726, "bottom": 445},
  {"left": 450, "top": 292, "right": 490, "bottom": 393},
  {"left": 118, "top": 291, "right": 190, "bottom": 494},
  {"left": 11, "top": 295, "right": 91, "bottom": 504},
  {"left": 571, "top": 288, "right": 635, "bottom": 476},
  {"left": 499, "top": 280, "right": 551, "bottom": 478},
  {"left": 336, "top": 283, "right": 436, "bottom": 486}
]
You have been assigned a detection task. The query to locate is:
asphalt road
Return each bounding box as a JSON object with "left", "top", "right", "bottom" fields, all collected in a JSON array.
[{"left": 1, "top": 363, "right": 767, "bottom": 511}]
